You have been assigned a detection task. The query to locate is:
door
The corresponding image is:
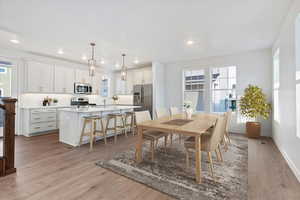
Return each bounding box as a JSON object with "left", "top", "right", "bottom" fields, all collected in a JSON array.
[{"left": 0, "top": 63, "right": 12, "bottom": 137}]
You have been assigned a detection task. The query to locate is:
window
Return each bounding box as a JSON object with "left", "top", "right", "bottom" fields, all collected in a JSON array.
[
  {"left": 100, "top": 78, "right": 109, "bottom": 97},
  {"left": 184, "top": 70, "right": 205, "bottom": 111},
  {"left": 211, "top": 66, "right": 236, "bottom": 112},
  {"left": 273, "top": 49, "right": 280, "bottom": 123},
  {"left": 0, "top": 65, "right": 11, "bottom": 97}
]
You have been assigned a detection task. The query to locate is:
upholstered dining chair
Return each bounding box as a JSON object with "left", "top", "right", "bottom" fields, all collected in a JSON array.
[
  {"left": 169, "top": 106, "right": 180, "bottom": 115},
  {"left": 184, "top": 115, "right": 226, "bottom": 180},
  {"left": 169, "top": 106, "right": 184, "bottom": 142},
  {"left": 221, "top": 110, "right": 232, "bottom": 151},
  {"left": 156, "top": 108, "right": 173, "bottom": 145},
  {"left": 135, "top": 111, "right": 169, "bottom": 161}
]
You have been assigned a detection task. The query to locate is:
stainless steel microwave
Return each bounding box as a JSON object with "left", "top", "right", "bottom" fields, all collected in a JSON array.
[{"left": 74, "top": 83, "right": 92, "bottom": 94}]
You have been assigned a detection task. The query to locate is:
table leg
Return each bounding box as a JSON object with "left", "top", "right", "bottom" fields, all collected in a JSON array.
[
  {"left": 195, "top": 135, "right": 202, "bottom": 184},
  {"left": 135, "top": 126, "right": 143, "bottom": 163}
]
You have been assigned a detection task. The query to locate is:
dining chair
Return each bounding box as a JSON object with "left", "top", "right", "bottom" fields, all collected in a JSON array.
[
  {"left": 184, "top": 115, "right": 226, "bottom": 180},
  {"left": 135, "top": 110, "right": 169, "bottom": 161},
  {"left": 169, "top": 106, "right": 180, "bottom": 115},
  {"left": 169, "top": 106, "right": 184, "bottom": 142},
  {"left": 225, "top": 110, "right": 232, "bottom": 143},
  {"left": 156, "top": 108, "right": 173, "bottom": 145}
]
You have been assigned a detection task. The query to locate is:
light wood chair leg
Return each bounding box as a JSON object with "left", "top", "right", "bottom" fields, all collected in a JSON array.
[
  {"left": 155, "top": 139, "right": 158, "bottom": 148},
  {"left": 89, "top": 121, "right": 95, "bottom": 152},
  {"left": 185, "top": 149, "right": 190, "bottom": 168},
  {"left": 121, "top": 116, "right": 127, "bottom": 137},
  {"left": 226, "top": 131, "right": 231, "bottom": 144},
  {"left": 150, "top": 140, "right": 154, "bottom": 161},
  {"left": 79, "top": 119, "right": 87, "bottom": 146},
  {"left": 207, "top": 152, "right": 215, "bottom": 180},
  {"left": 215, "top": 150, "right": 221, "bottom": 162},
  {"left": 114, "top": 117, "right": 117, "bottom": 144},
  {"left": 131, "top": 115, "right": 135, "bottom": 136},
  {"left": 218, "top": 144, "right": 223, "bottom": 162},
  {"left": 100, "top": 119, "right": 107, "bottom": 145},
  {"left": 164, "top": 136, "right": 168, "bottom": 148},
  {"left": 170, "top": 133, "right": 173, "bottom": 145}
]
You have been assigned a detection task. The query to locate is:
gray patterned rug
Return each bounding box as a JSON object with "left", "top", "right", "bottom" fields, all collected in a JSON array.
[{"left": 96, "top": 134, "right": 247, "bottom": 200}]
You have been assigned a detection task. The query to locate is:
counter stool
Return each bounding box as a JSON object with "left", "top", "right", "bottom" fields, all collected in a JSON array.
[
  {"left": 79, "top": 115, "right": 106, "bottom": 152},
  {"left": 105, "top": 113, "right": 126, "bottom": 143},
  {"left": 124, "top": 111, "right": 136, "bottom": 136}
]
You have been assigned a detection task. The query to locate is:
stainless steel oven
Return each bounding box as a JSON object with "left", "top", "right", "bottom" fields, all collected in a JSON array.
[{"left": 74, "top": 82, "right": 92, "bottom": 94}]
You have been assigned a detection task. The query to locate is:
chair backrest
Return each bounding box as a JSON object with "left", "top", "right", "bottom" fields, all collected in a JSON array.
[
  {"left": 225, "top": 110, "right": 232, "bottom": 132},
  {"left": 135, "top": 110, "right": 152, "bottom": 124},
  {"left": 169, "top": 107, "right": 180, "bottom": 115},
  {"left": 156, "top": 108, "right": 169, "bottom": 119},
  {"left": 208, "top": 115, "right": 226, "bottom": 151}
]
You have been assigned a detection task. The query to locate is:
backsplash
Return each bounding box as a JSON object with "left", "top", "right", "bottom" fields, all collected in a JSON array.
[{"left": 19, "top": 94, "right": 134, "bottom": 107}]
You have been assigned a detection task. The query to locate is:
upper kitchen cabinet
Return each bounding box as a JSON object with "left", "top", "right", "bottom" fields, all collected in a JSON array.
[
  {"left": 54, "top": 66, "right": 75, "bottom": 93},
  {"left": 142, "top": 67, "right": 153, "bottom": 84},
  {"left": 26, "top": 61, "right": 54, "bottom": 93},
  {"left": 75, "top": 69, "right": 91, "bottom": 84}
]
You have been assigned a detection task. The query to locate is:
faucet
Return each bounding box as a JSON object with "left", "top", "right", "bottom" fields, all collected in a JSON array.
[{"left": 103, "top": 99, "right": 106, "bottom": 107}]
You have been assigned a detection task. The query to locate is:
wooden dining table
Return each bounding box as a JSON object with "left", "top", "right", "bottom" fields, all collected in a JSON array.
[{"left": 135, "top": 113, "right": 218, "bottom": 184}]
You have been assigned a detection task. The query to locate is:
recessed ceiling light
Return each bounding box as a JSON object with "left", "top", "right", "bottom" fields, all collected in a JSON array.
[
  {"left": 10, "top": 39, "right": 19, "bottom": 44},
  {"left": 81, "top": 55, "right": 87, "bottom": 60},
  {"left": 133, "top": 59, "right": 139, "bottom": 64},
  {"left": 100, "top": 60, "right": 105, "bottom": 64},
  {"left": 57, "top": 49, "right": 64, "bottom": 55},
  {"left": 186, "top": 40, "right": 194, "bottom": 45},
  {"left": 115, "top": 63, "right": 120, "bottom": 68}
]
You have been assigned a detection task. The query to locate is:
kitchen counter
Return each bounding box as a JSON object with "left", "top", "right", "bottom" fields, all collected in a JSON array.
[
  {"left": 58, "top": 105, "right": 140, "bottom": 146},
  {"left": 58, "top": 105, "right": 140, "bottom": 113},
  {"left": 21, "top": 105, "right": 72, "bottom": 109}
]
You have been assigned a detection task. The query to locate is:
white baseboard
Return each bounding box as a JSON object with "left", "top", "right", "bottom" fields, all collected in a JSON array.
[{"left": 272, "top": 137, "right": 300, "bottom": 183}]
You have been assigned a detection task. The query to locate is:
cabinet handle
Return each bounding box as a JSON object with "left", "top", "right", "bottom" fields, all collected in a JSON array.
[
  {"left": 48, "top": 125, "right": 54, "bottom": 127},
  {"left": 34, "top": 127, "right": 41, "bottom": 129},
  {"left": 34, "top": 118, "right": 41, "bottom": 120}
]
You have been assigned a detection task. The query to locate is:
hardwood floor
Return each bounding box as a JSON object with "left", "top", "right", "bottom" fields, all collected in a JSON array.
[{"left": 0, "top": 133, "right": 299, "bottom": 200}]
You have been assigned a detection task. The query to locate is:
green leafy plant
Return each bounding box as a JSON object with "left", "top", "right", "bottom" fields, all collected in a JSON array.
[{"left": 239, "top": 85, "right": 271, "bottom": 120}]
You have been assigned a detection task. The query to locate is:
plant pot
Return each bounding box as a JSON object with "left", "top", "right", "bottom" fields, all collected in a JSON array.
[
  {"left": 185, "top": 108, "right": 193, "bottom": 120},
  {"left": 246, "top": 122, "right": 261, "bottom": 138}
]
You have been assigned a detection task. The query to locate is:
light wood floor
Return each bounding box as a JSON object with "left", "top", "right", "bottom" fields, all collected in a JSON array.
[{"left": 0, "top": 133, "right": 299, "bottom": 200}]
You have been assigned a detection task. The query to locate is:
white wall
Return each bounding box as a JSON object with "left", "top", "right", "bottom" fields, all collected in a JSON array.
[
  {"left": 272, "top": 0, "right": 300, "bottom": 182},
  {"left": 164, "top": 48, "right": 273, "bottom": 136},
  {"left": 152, "top": 62, "right": 166, "bottom": 118}
]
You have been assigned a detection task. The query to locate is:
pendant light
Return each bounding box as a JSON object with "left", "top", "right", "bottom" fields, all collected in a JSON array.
[
  {"left": 121, "top": 53, "right": 127, "bottom": 81},
  {"left": 88, "top": 43, "right": 96, "bottom": 77}
]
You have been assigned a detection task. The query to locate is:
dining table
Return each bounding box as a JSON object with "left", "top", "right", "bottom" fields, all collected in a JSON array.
[{"left": 135, "top": 113, "right": 218, "bottom": 184}]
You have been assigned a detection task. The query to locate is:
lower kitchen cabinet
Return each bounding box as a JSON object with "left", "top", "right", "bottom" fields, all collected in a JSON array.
[{"left": 21, "top": 108, "right": 59, "bottom": 137}]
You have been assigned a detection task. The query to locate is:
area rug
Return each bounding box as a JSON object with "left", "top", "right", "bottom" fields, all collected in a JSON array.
[{"left": 96, "top": 134, "right": 247, "bottom": 200}]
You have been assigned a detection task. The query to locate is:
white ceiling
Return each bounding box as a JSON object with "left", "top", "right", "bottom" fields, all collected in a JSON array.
[{"left": 0, "top": 0, "right": 292, "bottom": 69}]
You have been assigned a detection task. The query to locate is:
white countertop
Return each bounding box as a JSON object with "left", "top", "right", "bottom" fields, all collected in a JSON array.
[
  {"left": 58, "top": 105, "right": 140, "bottom": 113},
  {"left": 20, "top": 105, "right": 72, "bottom": 109}
]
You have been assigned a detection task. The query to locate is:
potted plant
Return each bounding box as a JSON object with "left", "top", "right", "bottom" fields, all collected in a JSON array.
[
  {"left": 239, "top": 85, "right": 271, "bottom": 138},
  {"left": 53, "top": 98, "right": 58, "bottom": 106},
  {"left": 183, "top": 101, "right": 193, "bottom": 119},
  {"left": 112, "top": 95, "right": 119, "bottom": 104}
]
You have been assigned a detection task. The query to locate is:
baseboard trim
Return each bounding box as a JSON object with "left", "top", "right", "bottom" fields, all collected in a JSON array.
[{"left": 272, "top": 137, "right": 300, "bottom": 183}]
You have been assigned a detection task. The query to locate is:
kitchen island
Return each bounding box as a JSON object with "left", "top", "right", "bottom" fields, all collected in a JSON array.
[{"left": 58, "top": 105, "right": 139, "bottom": 146}]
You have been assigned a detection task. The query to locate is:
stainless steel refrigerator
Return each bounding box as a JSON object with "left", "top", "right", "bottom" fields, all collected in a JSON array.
[{"left": 133, "top": 84, "right": 153, "bottom": 117}]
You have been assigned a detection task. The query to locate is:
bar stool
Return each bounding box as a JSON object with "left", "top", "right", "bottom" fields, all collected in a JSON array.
[
  {"left": 105, "top": 113, "right": 126, "bottom": 143},
  {"left": 79, "top": 115, "right": 106, "bottom": 152},
  {"left": 124, "top": 111, "right": 136, "bottom": 136}
]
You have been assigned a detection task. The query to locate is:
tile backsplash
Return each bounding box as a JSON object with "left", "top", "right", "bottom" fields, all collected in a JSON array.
[{"left": 19, "top": 93, "right": 133, "bottom": 107}]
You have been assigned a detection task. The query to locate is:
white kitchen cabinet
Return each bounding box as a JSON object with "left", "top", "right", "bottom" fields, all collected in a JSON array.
[
  {"left": 125, "top": 71, "right": 134, "bottom": 94},
  {"left": 143, "top": 67, "right": 153, "bottom": 84},
  {"left": 22, "top": 108, "right": 58, "bottom": 137},
  {"left": 26, "top": 61, "right": 54, "bottom": 93},
  {"left": 54, "top": 66, "right": 75, "bottom": 93},
  {"left": 75, "top": 69, "right": 91, "bottom": 84},
  {"left": 115, "top": 73, "right": 126, "bottom": 94}
]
